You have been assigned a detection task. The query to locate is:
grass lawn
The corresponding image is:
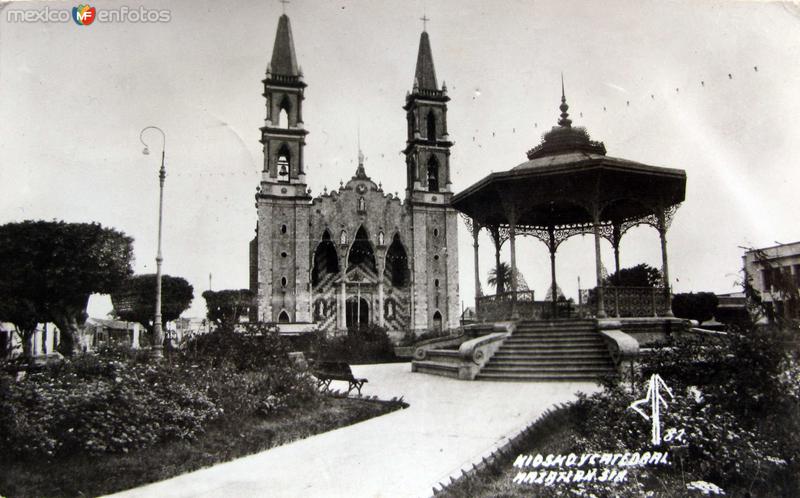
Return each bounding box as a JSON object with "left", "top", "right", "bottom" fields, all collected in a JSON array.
[{"left": 0, "top": 395, "right": 405, "bottom": 498}]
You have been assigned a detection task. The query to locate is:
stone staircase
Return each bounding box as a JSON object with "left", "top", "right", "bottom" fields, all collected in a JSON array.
[
  {"left": 412, "top": 349, "right": 463, "bottom": 378},
  {"left": 475, "top": 319, "right": 615, "bottom": 381}
]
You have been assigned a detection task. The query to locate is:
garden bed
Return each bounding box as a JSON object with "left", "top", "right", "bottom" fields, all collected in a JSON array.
[
  {"left": 0, "top": 327, "right": 408, "bottom": 497},
  {"left": 0, "top": 395, "right": 405, "bottom": 498},
  {"left": 438, "top": 328, "right": 800, "bottom": 497}
]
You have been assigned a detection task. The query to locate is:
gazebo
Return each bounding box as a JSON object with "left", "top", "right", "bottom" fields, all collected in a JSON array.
[{"left": 452, "top": 87, "right": 686, "bottom": 322}]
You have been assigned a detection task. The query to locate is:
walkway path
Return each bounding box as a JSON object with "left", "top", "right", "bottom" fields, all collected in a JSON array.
[{"left": 108, "top": 363, "right": 599, "bottom": 498}]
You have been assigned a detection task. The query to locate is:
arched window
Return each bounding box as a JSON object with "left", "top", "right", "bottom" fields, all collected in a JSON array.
[
  {"left": 384, "top": 233, "right": 409, "bottom": 287},
  {"left": 278, "top": 96, "right": 291, "bottom": 129},
  {"left": 427, "top": 110, "right": 436, "bottom": 141},
  {"left": 378, "top": 231, "right": 385, "bottom": 245},
  {"left": 427, "top": 155, "right": 439, "bottom": 192},
  {"left": 312, "top": 230, "right": 340, "bottom": 287},
  {"left": 340, "top": 230, "right": 347, "bottom": 244},
  {"left": 278, "top": 310, "right": 290, "bottom": 323},
  {"left": 276, "top": 144, "right": 290, "bottom": 182},
  {"left": 347, "top": 226, "right": 377, "bottom": 274}
]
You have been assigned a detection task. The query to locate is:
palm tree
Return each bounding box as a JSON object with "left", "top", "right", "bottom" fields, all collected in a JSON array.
[{"left": 488, "top": 262, "right": 511, "bottom": 294}]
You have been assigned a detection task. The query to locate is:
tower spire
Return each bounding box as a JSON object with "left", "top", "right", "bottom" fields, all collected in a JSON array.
[
  {"left": 558, "top": 73, "right": 572, "bottom": 128},
  {"left": 413, "top": 28, "right": 438, "bottom": 91},
  {"left": 270, "top": 13, "right": 299, "bottom": 76}
]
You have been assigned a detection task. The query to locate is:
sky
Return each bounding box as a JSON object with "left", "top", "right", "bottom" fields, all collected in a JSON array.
[{"left": 1, "top": 0, "right": 799, "bottom": 318}]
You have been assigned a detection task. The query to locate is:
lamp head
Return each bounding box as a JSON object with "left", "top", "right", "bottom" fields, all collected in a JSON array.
[{"left": 142, "top": 146, "right": 150, "bottom": 156}]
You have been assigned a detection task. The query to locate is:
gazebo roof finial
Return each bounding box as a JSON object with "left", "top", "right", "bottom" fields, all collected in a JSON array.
[{"left": 558, "top": 73, "right": 572, "bottom": 128}]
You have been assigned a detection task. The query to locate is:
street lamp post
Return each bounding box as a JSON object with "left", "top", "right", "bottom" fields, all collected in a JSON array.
[{"left": 140, "top": 126, "right": 166, "bottom": 359}]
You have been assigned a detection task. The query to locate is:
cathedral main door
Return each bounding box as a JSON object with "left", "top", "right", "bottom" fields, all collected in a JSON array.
[{"left": 345, "top": 297, "right": 370, "bottom": 329}]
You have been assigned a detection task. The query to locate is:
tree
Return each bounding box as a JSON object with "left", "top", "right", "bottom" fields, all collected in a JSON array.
[
  {"left": 111, "top": 274, "right": 194, "bottom": 346},
  {"left": 671, "top": 292, "right": 719, "bottom": 325},
  {"left": 0, "top": 295, "right": 38, "bottom": 360},
  {"left": 604, "top": 263, "right": 662, "bottom": 288},
  {"left": 0, "top": 221, "right": 134, "bottom": 356},
  {"left": 488, "top": 262, "right": 510, "bottom": 294},
  {"left": 202, "top": 289, "right": 254, "bottom": 330}
]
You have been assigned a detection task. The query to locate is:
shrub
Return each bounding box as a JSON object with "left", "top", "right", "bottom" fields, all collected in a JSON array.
[
  {"left": 315, "top": 325, "right": 396, "bottom": 363},
  {"left": 176, "top": 323, "right": 319, "bottom": 415},
  {"left": 0, "top": 328, "right": 322, "bottom": 461},
  {"left": 671, "top": 292, "right": 719, "bottom": 324},
  {"left": 569, "top": 329, "right": 800, "bottom": 495},
  {"left": 0, "top": 351, "right": 221, "bottom": 460}
]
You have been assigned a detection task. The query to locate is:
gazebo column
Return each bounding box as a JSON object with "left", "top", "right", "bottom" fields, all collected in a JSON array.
[
  {"left": 548, "top": 225, "right": 558, "bottom": 317},
  {"left": 508, "top": 209, "right": 519, "bottom": 318},
  {"left": 657, "top": 208, "right": 674, "bottom": 317},
  {"left": 612, "top": 222, "right": 622, "bottom": 278},
  {"left": 592, "top": 204, "right": 607, "bottom": 318},
  {"left": 472, "top": 221, "right": 482, "bottom": 300},
  {"left": 489, "top": 226, "right": 504, "bottom": 294}
]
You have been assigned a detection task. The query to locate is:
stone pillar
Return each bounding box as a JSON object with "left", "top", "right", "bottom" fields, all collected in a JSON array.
[
  {"left": 377, "top": 255, "right": 385, "bottom": 327},
  {"left": 472, "top": 222, "right": 482, "bottom": 300},
  {"left": 592, "top": 204, "right": 607, "bottom": 318},
  {"left": 338, "top": 279, "right": 347, "bottom": 332},
  {"left": 658, "top": 208, "right": 674, "bottom": 317}
]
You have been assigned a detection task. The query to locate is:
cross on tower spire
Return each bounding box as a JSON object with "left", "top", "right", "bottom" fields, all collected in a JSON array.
[
  {"left": 279, "top": 0, "right": 290, "bottom": 14},
  {"left": 420, "top": 14, "right": 430, "bottom": 32}
]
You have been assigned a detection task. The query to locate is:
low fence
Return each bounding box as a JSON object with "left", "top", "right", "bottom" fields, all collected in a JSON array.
[
  {"left": 476, "top": 291, "right": 535, "bottom": 321},
  {"left": 587, "top": 286, "right": 671, "bottom": 317}
]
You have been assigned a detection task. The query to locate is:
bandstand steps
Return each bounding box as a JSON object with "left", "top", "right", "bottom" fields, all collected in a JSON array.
[
  {"left": 475, "top": 319, "right": 615, "bottom": 381},
  {"left": 475, "top": 371, "right": 606, "bottom": 382}
]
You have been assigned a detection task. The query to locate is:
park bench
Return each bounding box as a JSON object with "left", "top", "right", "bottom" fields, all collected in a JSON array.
[{"left": 313, "top": 361, "right": 368, "bottom": 395}]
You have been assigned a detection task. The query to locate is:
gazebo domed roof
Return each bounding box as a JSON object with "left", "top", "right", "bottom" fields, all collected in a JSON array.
[{"left": 525, "top": 82, "right": 606, "bottom": 160}]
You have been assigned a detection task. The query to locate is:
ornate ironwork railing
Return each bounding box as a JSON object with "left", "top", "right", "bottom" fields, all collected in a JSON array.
[
  {"left": 587, "top": 286, "right": 671, "bottom": 317},
  {"left": 476, "top": 291, "right": 535, "bottom": 321}
]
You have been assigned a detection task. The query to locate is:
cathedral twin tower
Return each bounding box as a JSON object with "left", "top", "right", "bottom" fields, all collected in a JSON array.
[{"left": 250, "top": 14, "right": 459, "bottom": 337}]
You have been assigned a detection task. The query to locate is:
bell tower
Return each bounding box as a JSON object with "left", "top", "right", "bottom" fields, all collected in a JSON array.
[
  {"left": 251, "top": 13, "right": 312, "bottom": 324},
  {"left": 403, "top": 29, "right": 453, "bottom": 197},
  {"left": 261, "top": 13, "right": 308, "bottom": 190},
  {"left": 404, "top": 27, "right": 460, "bottom": 333}
]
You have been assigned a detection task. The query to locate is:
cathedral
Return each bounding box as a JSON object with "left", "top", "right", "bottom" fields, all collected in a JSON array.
[{"left": 249, "top": 14, "right": 460, "bottom": 337}]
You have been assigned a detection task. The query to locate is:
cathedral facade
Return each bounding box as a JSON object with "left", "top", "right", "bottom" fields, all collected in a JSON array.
[{"left": 249, "top": 14, "right": 460, "bottom": 336}]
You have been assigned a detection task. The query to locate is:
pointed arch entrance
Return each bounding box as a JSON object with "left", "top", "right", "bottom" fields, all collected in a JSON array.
[{"left": 432, "top": 310, "right": 443, "bottom": 333}]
